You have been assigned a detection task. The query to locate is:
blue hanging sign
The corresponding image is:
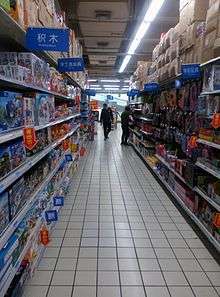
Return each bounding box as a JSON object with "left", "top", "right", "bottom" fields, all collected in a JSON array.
[
  {"left": 45, "top": 210, "right": 58, "bottom": 222},
  {"left": 26, "top": 27, "right": 69, "bottom": 52},
  {"left": 107, "top": 95, "right": 114, "bottom": 100},
  {"left": 58, "top": 57, "right": 85, "bottom": 72},
  {"left": 181, "top": 64, "right": 201, "bottom": 80},
  {"left": 53, "top": 196, "right": 64, "bottom": 207},
  {"left": 127, "top": 89, "right": 139, "bottom": 97},
  {"left": 85, "top": 89, "right": 96, "bottom": 96},
  {"left": 144, "top": 83, "right": 159, "bottom": 92}
]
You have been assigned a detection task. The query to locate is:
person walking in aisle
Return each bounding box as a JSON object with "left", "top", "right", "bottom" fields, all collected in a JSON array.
[
  {"left": 107, "top": 106, "right": 114, "bottom": 133},
  {"left": 100, "top": 103, "right": 112, "bottom": 140},
  {"left": 121, "top": 106, "right": 132, "bottom": 145}
]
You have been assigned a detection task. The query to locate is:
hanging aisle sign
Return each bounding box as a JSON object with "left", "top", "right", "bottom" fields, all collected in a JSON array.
[
  {"left": 85, "top": 89, "right": 96, "bottom": 96},
  {"left": 144, "top": 83, "right": 159, "bottom": 92},
  {"left": 58, "top": 57, "right": 85, "bottom": 72},
  {"left": 127, "top": 89, "right": 139, "bottom": 97},
  {"left": 26, "top": 27, "right": 70, "bottom": 52},
  {"left": 107, "top": 95, "right": 114, "bottom": 100},
  {"left": 181, "top": 64, "right": 201, "bottom": 80}
]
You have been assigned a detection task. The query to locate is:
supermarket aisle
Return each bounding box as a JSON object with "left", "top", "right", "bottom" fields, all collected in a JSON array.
[{"left": 23, "top": 128, "right": 220, "bottom": 297}]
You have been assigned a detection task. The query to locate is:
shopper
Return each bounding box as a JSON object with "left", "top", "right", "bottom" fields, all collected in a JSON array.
[
  {"left": 107, "top": 107, "right": 114, "bottom": 133},
  {"left": 121, "top": 106, "right": 132, "bottom": 145},
  {"left": 100, "top": 103, "right": 112, "bottom": 140}
]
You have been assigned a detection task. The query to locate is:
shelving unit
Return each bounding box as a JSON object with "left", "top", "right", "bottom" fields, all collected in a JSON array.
[{"left": 196, "top": 160, "right": 220, "bottom": 179}]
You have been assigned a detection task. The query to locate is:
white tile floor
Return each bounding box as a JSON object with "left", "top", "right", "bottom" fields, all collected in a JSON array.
[{"left": 23, "top": 127, "right": 220, "bottom": 297}]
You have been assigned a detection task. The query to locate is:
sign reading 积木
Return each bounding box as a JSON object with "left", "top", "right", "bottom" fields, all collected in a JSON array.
[
  {"left": 181, "top": 64, "right": 201, "bottom": 80},
  {"left": 26, "top": 27, "right": 70, "bottom": 52}
]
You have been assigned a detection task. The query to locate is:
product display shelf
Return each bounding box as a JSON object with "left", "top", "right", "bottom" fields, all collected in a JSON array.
[
  {"left": 0, "top": 157, "right": 74, "bottom": 296},
  {"left": 0, "top": 152, "right": 67, "bottom": 251},
  {"left": 131, "top": 143, "right": 220, "bottom": 253},
  {"left": 0, "top": 75, "right": 75, "bottom": 101},
  {"left": 197, "top": 139, "right": 220, "bottom": 150},
  {"left": 196, "top": 160, "right": 220, "bottom": 179},
  {"left": 0, "top": 113, "right": 80, "bottom": 145},
  {"left": 140, "top": 130, "right": 153, "bottom": 136},
  {"left": 194, "top": 187, "right": 220, "bottom": 212},
  {"left": 0, "top": 124, "right": 80, "bottom": 195},
  {"left": 129, "top": 128, "right": 141, "bottom": 138},
  {"left": 155, "top": 154, "right": 193, "bottom": 189},
  {"left": 0, "top": 8, "right": 82, "bottom": 90},
  {"left": 136, "top": 139, "right": 154, "bottom": 149},
  {"left": 200, "top": 90, "right": 220, "bottom": 95},
  {"left": 200, "top": 56, "right": 220, "bottom": 68}
]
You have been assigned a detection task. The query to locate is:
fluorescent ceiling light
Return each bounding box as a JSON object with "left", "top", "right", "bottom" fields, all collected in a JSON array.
[
  {"left": 88, "top": 79, "right": 97, "bottom": 82},
  {"left": 90, "top": 84, "right": 100, "bottom": 87},
  {"left": 103, "top": 85, "right": 120, "bottom": 88},
  {"left": 124, "top": 80, "right": 130, "bottom": 83},
  {"left": 119, "top": 55, "right": 131, "bottom": 73},
  {"left": 101, "top": 79, "right": 120, "bottom": 82},
  {"left": 93, "top": 87, "right": 102, "bottom": 90},
  {"left": 105, "top": 87, "right": 119, "bottom": 90},
  {"left": 122, "top": 86, "right": 129, "bottom": 88},
  {"left": 119, "top": 0, "right": 165, "bottom": 73}
]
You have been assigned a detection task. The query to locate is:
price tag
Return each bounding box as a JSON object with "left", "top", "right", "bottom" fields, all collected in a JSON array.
[{"left": 45, "top": 210, "right": 58, "bottom": 222}]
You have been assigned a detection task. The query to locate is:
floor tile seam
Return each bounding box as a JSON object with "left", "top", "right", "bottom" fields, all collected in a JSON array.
[
  {"left": 128, "top": 149, "right": 220, "bottom": 294},
  {"left": 107, "top": 154, "right": 123, "bottom": 297},
  {"left": 123, "top": 148, "right": 200, "bottom": 296},
  {"left": 44, "top": 142, "right": 93, "bottom": 297},
  {"left": 111, "top": 147, "right": 150, "bottom": 297},
  {"left": 126, "top": 140, "right": 220, "bottom": 296}
]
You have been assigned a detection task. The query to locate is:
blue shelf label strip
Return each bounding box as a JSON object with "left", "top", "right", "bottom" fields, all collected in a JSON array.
[
  {"left": 26, "top": 27, "right": 70, "bottom": 52},
  {"left": 58, "top": 57, "right": 85, "bottom": 72}
]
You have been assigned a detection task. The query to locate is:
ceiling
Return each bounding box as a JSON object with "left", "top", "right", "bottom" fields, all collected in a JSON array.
[{"left": 59, "top": 0, "right": 179, "bottom": 85}]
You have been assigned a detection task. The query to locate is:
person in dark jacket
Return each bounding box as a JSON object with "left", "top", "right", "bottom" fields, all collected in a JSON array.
[
  {"left": 107, "top": 107, "right": 114, "bottom": 133},
  {"left": 121, "top": 106, "right": 132, "bottom": 145},
  {"left": 100, "top": 103, "right": 112, "bottom": 140}
]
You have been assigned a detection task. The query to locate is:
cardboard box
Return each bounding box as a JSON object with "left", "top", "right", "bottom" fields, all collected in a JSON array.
[
  {"left": 206, "top": 15, "right": 220, "bottom": 34},
  {"left": 187, "top": 21, "right": 206, "bottom": 47},
  {"left": 202, "top": 30, "right": 220, "bottom": 61},
  {"left": 180, "top": 0, "right": 209, "bottom": 27},
  {"left": 24, "top": 0, "right": 39, "bottom": 28},
  {"left": 38, "top": 0, "right": 53, "bottom": 27},
  {"left": 10, "top": 0, "right": 25, "bottom": 28},
  {"left": 206, "top": 1, "right": 220, "bottom": 22},
  {"left": 180, "top": 0, "right": 189, "bottom": 11}
]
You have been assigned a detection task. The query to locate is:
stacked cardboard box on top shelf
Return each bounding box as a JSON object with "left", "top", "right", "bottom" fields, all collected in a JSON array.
[
  {"left": 133, "top": 61, "right": 152, "bottom": 90},
  {"left": 134, "top": 0, "right": 220, "bottom": 85},
  {"left": 0, "top": 0, "right": 86, "bottom": 88}
]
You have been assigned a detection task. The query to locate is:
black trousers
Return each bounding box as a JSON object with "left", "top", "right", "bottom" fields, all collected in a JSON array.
[
  {"left": 121, "top": 125, "right": 129, "bottom": 144},
  {"left": 103, "top": 123, "right": 111, "bottom": 139}
]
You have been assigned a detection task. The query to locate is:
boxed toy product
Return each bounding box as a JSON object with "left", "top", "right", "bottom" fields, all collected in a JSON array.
[
  {"left": 34, "top": 93, "right": 55, "bottom": 126},
  {"left": 0, "top": 0, "right": 10, "bottom": 11},
  {"left": 0, "top": 91, "right": 24, "bottom": 133},
  {"left": 25, "top": 128, "right": 48, "bottom": 157},
  {"left": 0, "top": 145, "right": 10, "bottom": 179},
  {"left": 0, "top": 191, "right": 9, "bottom": 235},
  {"left": 10, "top": 0, "right": 25, "bottom": 28},
  {"left": 23, "top": 96, "right": 35, "bottom": 126},
  {"left": 8, "top": 139, "right": 26, "bottom": 170},
  {"left": 8, "top": 177, "right": 27, "bottom": 220}
]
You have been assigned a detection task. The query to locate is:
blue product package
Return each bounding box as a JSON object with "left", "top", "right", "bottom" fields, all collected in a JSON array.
[
  {"left": 0, "top": 91, "right": 24, "bottom": 133},
  {"left": 0, "top": 145, "right": 10, "bottom": 179},
  {"left": 8, "top": 178, "right": 27, "bottom": 220},
  {"left": 8, "top": 139, "right": 26, "bottom": 171},
  {"left": 0, "top": 191, "right": 10, "bottom": 235},
  {"left": 34, "top": 93, "right": 55, "bottom": 126},
  {"left": 0, "top": 234, "right": 18, "bottom": 270}
]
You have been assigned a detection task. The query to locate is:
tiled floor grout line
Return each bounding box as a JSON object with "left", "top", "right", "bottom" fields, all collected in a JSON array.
[
  {"left": 70, "top": 144, "right": 96, "bottom": 297},
  {"left": 123, "top": 147, "right": 198, "bottom": 297},
  {"left": 125, "top": 139, "right": 220, "bottom": 296},
  {"left": 107, "top": 153, "right": 123, "bottom": 297},
  {"left": 111, "top": 147, "right": 149, "bottom": 297},
  {"left": 44, "top": 144, "right": 91, "bottom": 297},
  {"left": 96, "top": 154, "right": 101, "bottom": 297}
]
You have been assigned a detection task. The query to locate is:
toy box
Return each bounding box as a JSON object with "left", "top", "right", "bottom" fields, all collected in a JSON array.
[
  {"left": 8, "top": 139, "right": 26, "bottom": 170},
  {"left": 8, "top": 177, "right": 27, "bottom": 220},
  {"left": 34, "top": 93, "right": 55, "bottom": 126},
  {"left": 0, "top": 91, "right": 24, "bottom": 133},
  {"left": 203, "top": 65, "right": 220, "bottom": 92},
  {"left": 0, "top": 145, "right": 10, "bottom": 179},
  {"left": 23, "top": 96, "right": 35, "bottom": 126},
  {"left": 25, "top": 128, "right": 48, "bottom": 157},
  {"left": 0, "top": 191, "right": 9, "bottom": 235}
]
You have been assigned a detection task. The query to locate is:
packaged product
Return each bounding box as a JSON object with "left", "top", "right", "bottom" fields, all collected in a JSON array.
[
  {"left": 0, "top": 191, "right": 10, "bottom": 235},
  {"left": 0, "top": 145, "right": 10, "bottom": 179},
  {"left": 34, "top": 93, "right": 55, "bottom": 126},
  {"left": 23, "top": 96, "right": 35, "bottom": 126},
  {"left": 0, "top": 0, "right": 10, "bottom": 11},
  {"left": 8, "top": 177, "right": 27, "bottom": 220},
  {"left": 0, "top": 91, "right": 24, "bottom": 133},
  {"left": 10, "top": 0, "right": 25, "bottom": 27},
  {"left": 8, "top": 139, "right": 26, "bottom": 170},
  {"left": 203, "top": 65, "right": 220, "bottom": 92}
]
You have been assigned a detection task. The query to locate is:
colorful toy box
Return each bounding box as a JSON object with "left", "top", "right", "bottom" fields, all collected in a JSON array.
[
  {"left": 0, "top": 145, "right": 10, "bottom": 179},
  {"left": 0, "top": 91, "right": 23, "bottom": 133},
  {"left": 0, "top": 191, "right": 9, "bottom": 235},
  {"left": 34, "top": 93, "right": 55, "bottom": 126},
  {"left": 8, "top": 139, "right": 26, "bottom": 170},
  {"left": 23, "top": 96, "right": 35, "bottom": 126}
]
